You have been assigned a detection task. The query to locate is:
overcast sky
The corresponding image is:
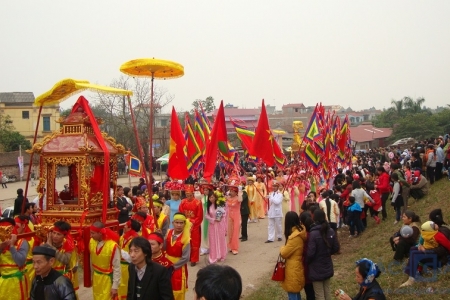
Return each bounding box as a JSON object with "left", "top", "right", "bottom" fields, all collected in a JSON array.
[{"left": 1, "top": 1, "right": 449, "bottom": 113}]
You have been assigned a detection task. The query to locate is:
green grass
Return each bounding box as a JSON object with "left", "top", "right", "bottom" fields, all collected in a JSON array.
[{"left": 244, "top": 179, "right": 450, "bottom": 299}]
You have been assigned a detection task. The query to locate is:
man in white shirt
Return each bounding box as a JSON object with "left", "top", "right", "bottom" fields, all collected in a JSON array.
[{"left": 265, "top": 181, "right": 283, "bottom": 243}]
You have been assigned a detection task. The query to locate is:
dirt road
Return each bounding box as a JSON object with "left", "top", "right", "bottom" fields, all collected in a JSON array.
[{"left": 78, "top": 217, "right": 281, "bottom": 299}]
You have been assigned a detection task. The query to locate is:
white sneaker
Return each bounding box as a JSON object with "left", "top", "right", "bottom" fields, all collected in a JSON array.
[{"left": 399, "top": 277, "right": 415, "bottom": 287}]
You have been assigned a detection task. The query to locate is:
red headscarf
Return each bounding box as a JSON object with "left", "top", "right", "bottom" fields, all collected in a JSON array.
[{"left": 90, "top": 225, "right": 119, "bottom": 243}]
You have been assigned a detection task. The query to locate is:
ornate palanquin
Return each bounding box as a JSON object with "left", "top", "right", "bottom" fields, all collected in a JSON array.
[
  {"left": 29, "top": 106, "right": 125, "bottom": 225},
  {"left": 27, "top": 97, "right": 126, "bottom": 287}
]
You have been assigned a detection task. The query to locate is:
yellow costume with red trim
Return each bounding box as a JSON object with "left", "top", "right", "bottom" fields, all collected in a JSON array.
[
  {"left": 52, "top": 237, "right": 79, "bottom": 297},
  {"left": 157, "top": 212, "right": 168, "bottom": 229},
  {"left": 118, "top": 229, "right": 138, "bottom": 299},
  {"left": 0, "top": 238, "right": 29, "bottom": 300},
  {"left": 89, "top": 238, "right": 118, "bottom": 300},
  {"left": 24, "top": 236, "right": 35, "bottom": 296}
]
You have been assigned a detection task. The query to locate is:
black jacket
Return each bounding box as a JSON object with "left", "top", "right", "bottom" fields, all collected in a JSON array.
[
  {"left": 127, "top": 261, "right": 174, "bottom": 300},
  {"left": 116, "top": 196, "right": 131, "bottom": 223},
  {"left": 30, "top": 269, "right": 76, "bottom": 300},
  {"left": 240, "top": 191, "right": 250, "bottom": 215},
  {"left": 305, "top": 224, "right": 340, "bottom": 282},
  {"left": 352, "top": 279, "right": 386, "bottom": 300},
  {"left": 13, "top": 195, "right": 28, "bottom": 216}
]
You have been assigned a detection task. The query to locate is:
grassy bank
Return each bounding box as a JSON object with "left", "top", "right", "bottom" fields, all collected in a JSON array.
[{"left": 244, "top": 179, "right": 450, "bottom": 300}]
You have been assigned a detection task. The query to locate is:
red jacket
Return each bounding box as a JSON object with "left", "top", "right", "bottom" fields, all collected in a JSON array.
[{"left": 376, "top": 172, "right": 391, "bottom": 194}]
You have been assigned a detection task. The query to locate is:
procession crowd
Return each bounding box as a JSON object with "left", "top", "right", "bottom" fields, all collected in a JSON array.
[{"left": 1, "top": 135, "right": 450, "bottom": 300}]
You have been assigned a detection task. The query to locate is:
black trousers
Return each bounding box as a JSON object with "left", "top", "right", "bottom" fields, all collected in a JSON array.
[
  {"left": 435, "top": 162, "right": 443, "bottom": 181},
  {"left": 381, "top": 192, "right": 390, "bottom": 220},
  {"left": 240, "top": 214, "right": 249, "bottom": 239},
  {"left": 427, "top": 166, "right": 435, "bottom": 184},
  {"left": 390, "top": 237, "right": 415, "bottom": 261}
]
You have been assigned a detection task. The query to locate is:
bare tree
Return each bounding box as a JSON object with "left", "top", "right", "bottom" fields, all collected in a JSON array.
[{"left": 93, "top": 76, "right": 174, "bottom": 160}]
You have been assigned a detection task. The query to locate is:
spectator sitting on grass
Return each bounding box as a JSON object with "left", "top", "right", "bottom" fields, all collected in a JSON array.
[
  {"left": 400, "top": 219, "right": 450, "bottom": 287},
  {"left": 389, "top": 210, "right": 421, "bottom": 262}
]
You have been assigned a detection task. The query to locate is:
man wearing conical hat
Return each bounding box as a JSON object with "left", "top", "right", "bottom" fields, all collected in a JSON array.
[{"left": 178, "top": 184, "right": 203, "bottom": 266}]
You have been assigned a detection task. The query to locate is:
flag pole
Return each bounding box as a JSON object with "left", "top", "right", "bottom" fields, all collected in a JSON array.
[{"left": 127, "top": 95, "right": 158, "bottom": 227}]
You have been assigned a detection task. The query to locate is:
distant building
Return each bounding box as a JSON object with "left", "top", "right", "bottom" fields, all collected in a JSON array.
[
  {"left": 350, "top": 124, "right": 392, "bottom": 150},
  {"left": 0, "top": 92, "right": 60, "bottom": 143},
  {"left": 209, "top": 107, "right": 260, "bottom": 133},
  {"left": 281, "top": 103, "right": 307, "bottom": 115}
]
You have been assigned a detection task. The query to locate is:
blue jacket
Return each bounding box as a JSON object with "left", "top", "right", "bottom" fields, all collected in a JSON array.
[{"left": 347, "top": 202, "right": 362, "bottom": 212}]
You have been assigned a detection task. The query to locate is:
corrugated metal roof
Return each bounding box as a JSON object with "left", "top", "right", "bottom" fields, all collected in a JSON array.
[{"left": 0, "top": 92, "right": 35, "bottom": 103}]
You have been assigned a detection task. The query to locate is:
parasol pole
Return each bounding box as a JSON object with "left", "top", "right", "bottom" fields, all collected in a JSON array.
[
  {"left": 148, "top": 75, "right": 155, "bottom": 206},
  {"left": 23, "top": 105, "right": 43, "bottom": 214}
]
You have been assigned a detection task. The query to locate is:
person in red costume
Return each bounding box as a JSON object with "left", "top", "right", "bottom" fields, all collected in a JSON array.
[
  {"left": 178, "top": 184, "right": 203, "bottom": 266},
  {"left": 374, "top": 166, "right": 392, "bottom": 221}
]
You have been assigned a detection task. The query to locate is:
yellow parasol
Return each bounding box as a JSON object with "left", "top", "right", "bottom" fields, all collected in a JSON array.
[
  {"left": 119, "top": 58, "right": 184, "bottom": 204},
  {"left": 119, "top": 58, "right": 184, "bottom": 79},
  {"left": 35, "top": 78, "right": 133, "bottom": 106}
]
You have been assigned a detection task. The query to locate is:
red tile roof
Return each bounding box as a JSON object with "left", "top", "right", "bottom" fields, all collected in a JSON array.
[
  {"left": 350, "top": 124, "right": 392, "bottom": 143},
  {"left": 209, "top": 108, "right": 260, "bottom": 118}
]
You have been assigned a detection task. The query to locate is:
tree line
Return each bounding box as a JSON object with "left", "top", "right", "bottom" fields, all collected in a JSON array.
[{"left": 373, "top": 97, "right": 450, "bottom": 141}]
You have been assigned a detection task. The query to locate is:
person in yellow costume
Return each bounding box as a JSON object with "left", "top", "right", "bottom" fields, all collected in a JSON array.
[
  {"left": 153, "top": 200, "right": 170, "bottom": 238},
  {"left": 118, "top": 219, "right": 140, "bottom": 299},
  {"left": 15, "top": 215, "right": 35, "bottom": 296},
  {"left": 0, "top": 217, "right": 30, "bottom": 300},
  {"left": 254, "top": 175, "right": 268, "bottom": 219},
  {"left": 245, "top": 177, "right": 257, "bottom": 223},
  {"left": 89, "top": 221, "right": 121, "bottom": 300},
  {"left": 45, "top": 220, "right": 79, "bottom": 298},
  {"left": 165, "top": 213, "right": 191, "bottom": 300}
]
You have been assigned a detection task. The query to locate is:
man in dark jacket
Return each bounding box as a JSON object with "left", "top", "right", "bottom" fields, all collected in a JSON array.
[
  {"left": 13, "top": 188, "right": 28, "bottom": 216},
  {"left": 127, "top": 237, "right": 173, "bottom": 300},
  {"left": 240, "top": 187, "right": 250, "bottom": 241},
  {"left": 116, "top": 185, "right": 131, "bottom": 232},
  {"left": 30, "top": 246, "right": 76, "bottom": 300}
]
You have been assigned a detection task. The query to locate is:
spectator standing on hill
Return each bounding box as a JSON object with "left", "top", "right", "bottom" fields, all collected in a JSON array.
[
  {"left": 374, "top": 167, "right": 390, "bottom": 221},
  {"left": 425, "top": 144, "right": 437, "bottom": 184},
  {"left": 306, "top": 209, "right": 340, "bottom": 300},
  {"left": 435, "top": 142, "right": 444, "bottom": 181},
  {"left": 14, "top": 188, "right": 29, "bottom": 216}
]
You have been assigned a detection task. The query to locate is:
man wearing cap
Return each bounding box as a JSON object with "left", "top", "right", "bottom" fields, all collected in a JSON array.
[
  {"left": 46, "top": 221, "right": 79, "bottom": 296},
  {"left": 118, "top": 219, "right": 140, "bottom": 299},
  {"left": 165, "top": 212, "right": 191, "bottom": 300},
  {"left": 265, "top": 181, "right": 284, "bottom": 243},
  {"left": 178, "top": 184, "right": 203, "bottom": 266},
  {"left": 30, "top": 246, "right": 76, "bottom": 300},
  {"left": 0, "top": 217, "right": 29, "bottom": 300},
  {"left": 89, "top": 221, "right": 121, "bottom": 300}
]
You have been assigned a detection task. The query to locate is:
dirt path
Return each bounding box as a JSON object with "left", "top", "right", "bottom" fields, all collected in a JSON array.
[{"left": 77, "top": 218, "right": 280, "bottom": 298}]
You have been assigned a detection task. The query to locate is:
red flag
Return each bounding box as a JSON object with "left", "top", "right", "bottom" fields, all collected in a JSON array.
[
  {"left": 168, "top": 107, "right": 188, "bottom": 180},
  {"left": 251, "top": 100, "right": 275, "bottom": 166},
  {"left": 203, "top": 101, "right": 229, "bottom": 181}
]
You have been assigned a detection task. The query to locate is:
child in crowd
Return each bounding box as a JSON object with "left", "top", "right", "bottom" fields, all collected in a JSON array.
[{"left": 347, "top": 196, "right": 364, "bottom": 237}]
